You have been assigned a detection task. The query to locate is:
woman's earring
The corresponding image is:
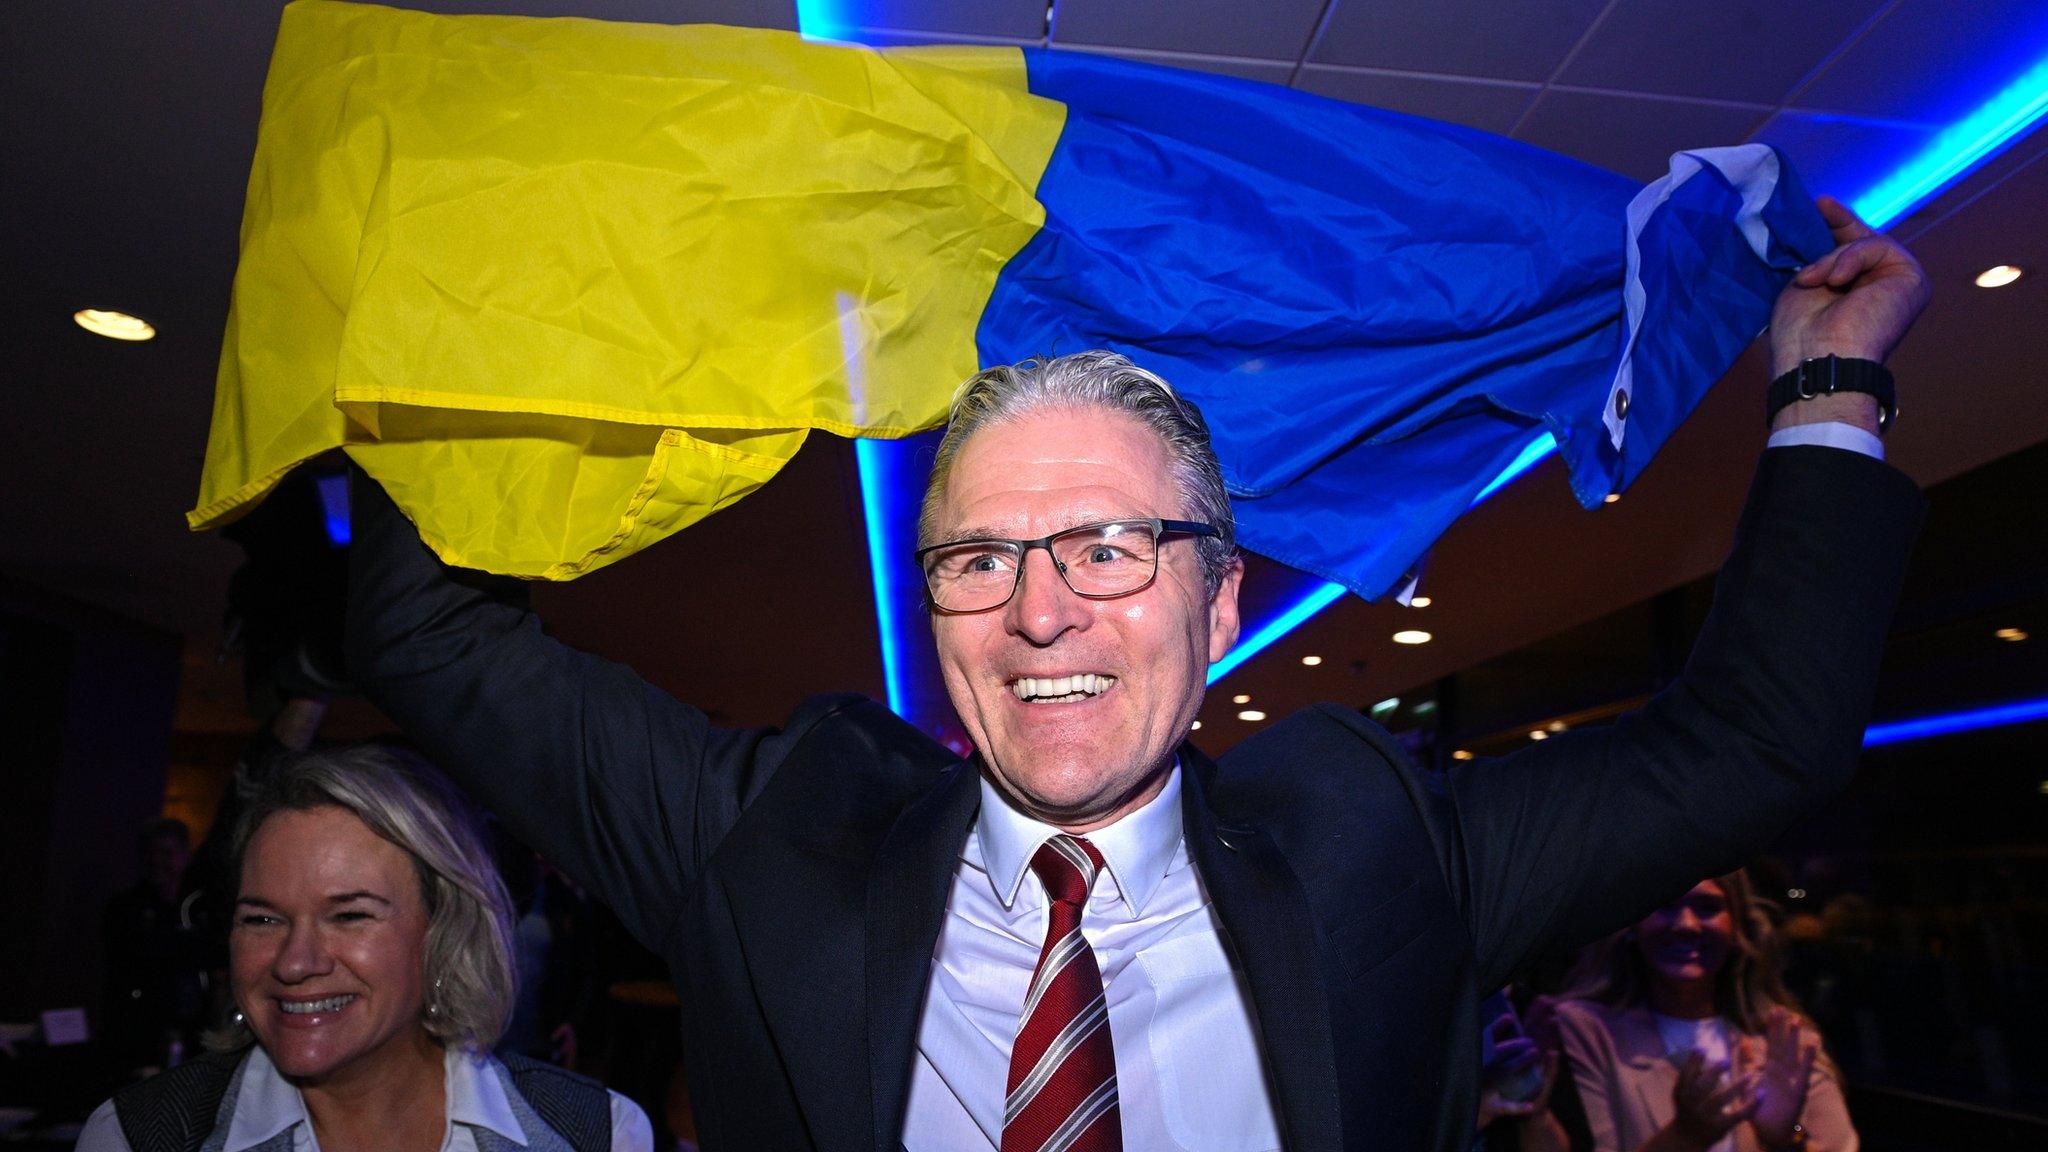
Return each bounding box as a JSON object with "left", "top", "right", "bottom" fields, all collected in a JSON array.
[
  {"left": 232, "top": 1009, "right": 247, "bottom": 1028},
  {"left": 425, "top": 977, "right": 445, "bottom": 1020}
]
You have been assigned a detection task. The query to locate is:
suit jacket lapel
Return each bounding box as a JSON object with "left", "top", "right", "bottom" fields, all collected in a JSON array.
[
  {"left": 866, "top": 760, "right": 981, "bottom": 1152},
  {"left": 1181, "top": 749, "right": 1344, "bottom": 1152}
]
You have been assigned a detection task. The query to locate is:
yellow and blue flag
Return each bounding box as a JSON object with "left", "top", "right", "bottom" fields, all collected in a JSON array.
[{"left": 192, "top": 0, "right": 1832, "bottom": 597}]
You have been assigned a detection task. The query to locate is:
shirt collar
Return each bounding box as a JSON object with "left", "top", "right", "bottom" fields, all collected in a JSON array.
[
  {"left": 447, "top": 1046, "right": 528, "bottom": 1146},
  {"left": 221, "top": 1045, "right": 528, "bottom": 1151},
  {"left": 221, "top": 1046, "right": 305, "bottom": 1152},
  {"left": 973, "top": 763, "right": 1183, "bottom": 918}
]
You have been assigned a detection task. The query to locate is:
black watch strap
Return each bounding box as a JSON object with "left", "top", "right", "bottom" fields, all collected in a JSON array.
[{"left": 1767, "top": 355, "right": 1896, "bottom": 432}]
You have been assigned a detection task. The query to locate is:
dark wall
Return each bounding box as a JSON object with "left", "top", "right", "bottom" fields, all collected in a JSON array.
[{"left": 0, "top": 579, "right": 181, "bottom": 1022}]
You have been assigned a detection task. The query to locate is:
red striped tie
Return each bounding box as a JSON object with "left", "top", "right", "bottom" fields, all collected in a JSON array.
[{"left": 1002, "top": 835, "right": 1121, "bottom": 1152}]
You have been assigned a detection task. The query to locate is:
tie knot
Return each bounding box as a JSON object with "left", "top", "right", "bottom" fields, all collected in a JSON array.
[{"left": 1029, "top": 835, "right": 1104, "bottom": 906}]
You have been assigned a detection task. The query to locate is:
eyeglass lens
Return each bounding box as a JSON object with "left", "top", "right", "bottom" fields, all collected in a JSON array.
[{"left": 922, "top": 520, "right": 1162, "bottom": 611}]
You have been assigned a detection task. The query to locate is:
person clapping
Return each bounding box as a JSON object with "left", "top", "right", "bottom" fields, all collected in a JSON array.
[{"left": 1538, "top": 870, "right": 1853, "bottom": 1152}]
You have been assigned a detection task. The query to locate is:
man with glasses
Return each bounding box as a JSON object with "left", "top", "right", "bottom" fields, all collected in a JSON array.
[{"left": 348, "top": 200, "right": 1928, "bottom": 1152}]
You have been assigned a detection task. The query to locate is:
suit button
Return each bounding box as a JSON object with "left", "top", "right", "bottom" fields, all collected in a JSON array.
[
  {"left": 1613, "top": 389, "right": 1631, "bottom": 420},
  {"left": 1216, "top": 832, "right": 1239, "bottom": 851}
]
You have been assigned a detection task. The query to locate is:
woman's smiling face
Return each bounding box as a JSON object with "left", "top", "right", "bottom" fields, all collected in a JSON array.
[
  {"left": 1634, "top": 879, "right": 1735, "bottom": 993},
  {"left": 230, "top": 805, "right": 433, "bottom": 1084}
]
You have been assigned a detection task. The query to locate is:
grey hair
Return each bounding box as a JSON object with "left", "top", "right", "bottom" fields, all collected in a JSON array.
[
  {"left": 208, "top": 745, "right": 517, "bottom": 1054},
  {"left": 917, "top": 351, "right": 1239, "bottom": 596}
]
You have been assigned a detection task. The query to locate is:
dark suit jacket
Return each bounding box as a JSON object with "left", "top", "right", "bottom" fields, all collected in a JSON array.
[{"left": 346, "top": 447, "right": 1922, "bottom": 1152}]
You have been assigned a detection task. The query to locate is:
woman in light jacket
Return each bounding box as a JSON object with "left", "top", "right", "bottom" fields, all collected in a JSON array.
[{"left": 1536, "top": 869, "right": 1855, "bottom": 1152}]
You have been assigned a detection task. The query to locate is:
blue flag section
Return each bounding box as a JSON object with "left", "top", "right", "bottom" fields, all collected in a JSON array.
[{"left": 978, "top": 50, "right": 1835, "bottom": 600}]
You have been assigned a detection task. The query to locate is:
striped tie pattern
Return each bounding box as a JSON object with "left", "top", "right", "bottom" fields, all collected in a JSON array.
[{"left": 1002, "top": 835, "right": 1121, "bottom": 1152}]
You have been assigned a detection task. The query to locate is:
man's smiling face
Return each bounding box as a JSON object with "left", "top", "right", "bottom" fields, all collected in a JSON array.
[{"left": 928, "top": 405, "right": 1241, "bottom": 832}]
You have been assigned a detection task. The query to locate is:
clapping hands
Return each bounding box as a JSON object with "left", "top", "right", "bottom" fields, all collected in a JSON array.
[
  {"left": 1743, "top": 1007, "right": 1821, "bottom": 1149},
  {"left": 1671, "top": 1047, "right": 1758, "bottom": 1146},
  {"left": 1668, "top": 1008, "right": 1819, "bottom": 1152}
]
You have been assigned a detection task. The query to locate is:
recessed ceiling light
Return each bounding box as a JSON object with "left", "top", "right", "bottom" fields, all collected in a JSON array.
[
  {"left": 1232, "top": 693, "right": 1252, "bottom": 704},
  {"left": 74, "top": 308, "right": 156, "bottom": 341},
  {"left": 1547, "top": 720, "right": 1568, "bottom": 733},
  {"left": 1237, "top": 709, "right": 1267, "bottom": 722},
  {"left": 1528, "top": 729, "right": 1548, "bottom": 741},
  {"left": 1603, "top": 493, "right": 1622, "bottom": 504},
  {"left": 1975, "top": 264, "right": 2024, "bottom": 288},
  {"left": 1190, "top": 720, "right": 1202, "bottom": 731},
  {"left": 1391, "top": 630, "right": 1432, "bottom": 645},
  {"left": 1997, "top": 627, "right": 2029, "bottom": 642},
  {"left": 1409, "top": 596, "right": 1432, "bottom": 608},
  {"left": 1300, "top": 655, "right": 1322, "bottom": 666},
  {"left": 1371, "top": 697, "right": 1400, "bottom": 716},
  {"left": 1451, "top": 749, "right": 1475, "bottom": 761}
]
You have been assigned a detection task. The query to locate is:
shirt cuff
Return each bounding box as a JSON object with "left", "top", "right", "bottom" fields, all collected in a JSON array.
[{"left": 1765, "top": 421, "right": 1883, "bottom": 461}]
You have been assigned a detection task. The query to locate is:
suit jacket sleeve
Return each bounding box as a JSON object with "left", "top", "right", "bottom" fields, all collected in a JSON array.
[
  {"left": 344, "top": 466, "right": 834, "bottom": 954},
  {"left": 1443, "top": 447, "right": 1922, "bottom": 986}
]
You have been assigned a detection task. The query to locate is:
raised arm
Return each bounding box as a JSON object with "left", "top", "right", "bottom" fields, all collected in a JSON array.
[
  {"left": 344, "top": 467, "right": 794, "bottom": 952},
  {"left": 1449, "top": 199, "right": 1929, "bottom": 984}
]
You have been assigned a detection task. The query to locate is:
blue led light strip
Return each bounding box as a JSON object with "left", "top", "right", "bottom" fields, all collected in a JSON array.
[
  {"left": 1205, "top": 430, "right": 1556, "bottom": 684},
  {"left": 793, "top": 0, "right": 854, "bottom": 41},
  {"left": 1853, "top": 54, "right": 2048, "bottom": 228},
  {"left": 1206, "top": 581, "right": 1346, "bottom": 684},
  {"left": 1863, "top": 695, "right": 2048, "bottom": 748},
  {"left": 314, "top": 471, "right": 352, "bottom": 546},
  {"left": 854, "top": 438, "right": 909, "bottom": 714}
]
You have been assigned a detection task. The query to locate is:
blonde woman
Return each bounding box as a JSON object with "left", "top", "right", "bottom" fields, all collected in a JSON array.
[
  {"left": 78, "top": 746, "right": 651, "bottom": 1152},
  {"left": 1534, "top": 869, "right": 1854, "bottom": 1152}
]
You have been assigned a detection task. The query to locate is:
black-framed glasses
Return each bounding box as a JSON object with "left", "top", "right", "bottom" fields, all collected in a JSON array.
[{"left": 914, "top": 518, "right": 1220, "bottom": 614}]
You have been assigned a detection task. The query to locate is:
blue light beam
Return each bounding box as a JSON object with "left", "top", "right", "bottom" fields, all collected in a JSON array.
[
  {"left": 855, "top": 437, "right": 910, "bottom": 715},
  {"left": 794, "top": 0, "right": 856, "bottom": 42},
  {"left": 1853, "top": 53, "right": 2048, "bottom": 228},
  {"left": 1863, "top": 694, "right": 2048, "bottom": 748},
  {"left": 1206, "top": 581, "right": 1347, "bottom": 684},
  {"left": 1206, "top": 430, "right": 1556, "bottom": 684}
]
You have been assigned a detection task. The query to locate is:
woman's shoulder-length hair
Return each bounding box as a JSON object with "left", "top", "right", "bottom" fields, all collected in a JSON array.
[
  {"left": 212, "top": 743, "right": 518, "bottom": 1053},
  {"left": 1558, "top": 867, "right": 1805, "bottom": 1037}
]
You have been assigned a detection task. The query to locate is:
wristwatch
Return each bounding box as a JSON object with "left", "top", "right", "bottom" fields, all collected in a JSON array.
[{"left": 1767, "top": 355, "right": 1896, "bottom": 432}]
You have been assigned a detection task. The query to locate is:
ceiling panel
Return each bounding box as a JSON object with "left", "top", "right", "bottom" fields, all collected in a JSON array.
[
  {"left": 1749, "top": 110, "right": 1937, "bottom": 205},
  {"left": 838, "top": 24, "right": 1027, "bottom": 47},
  {"left": 1557, "top": 0, "right": 1889, "bottom": 105},
  {"left": 1052, "top": 0, "right": 1322, "bottom": 62},
  {"left": 1790, "top": 0, "right": 2048, "bottom": 125},
  {"left": 1061, "top": 44, "right": 1295, "bottom": 85},
  {"left": 850, "top": 0, "right": 1047, "bottom": 40},
  {"left": 1516, "top": 91, "right": 1770, "bottom": 181},
  {"left": 1296, "top": 67, "right": 1538, "bottom": 136},
  {"left": 1309, "top": 0, "right": 1608, "bottom": 83}
]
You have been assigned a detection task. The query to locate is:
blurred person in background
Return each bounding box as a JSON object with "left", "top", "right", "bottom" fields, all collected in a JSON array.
[
  {"left": 76, "top": 745, "right": 650, "bottom": 1152},
  {"left": 101, "top": 818, "right": 208, "bottom": 1073},
  {"left": 1530, "top": 870, "right": 1854, "bottom": 1152}
]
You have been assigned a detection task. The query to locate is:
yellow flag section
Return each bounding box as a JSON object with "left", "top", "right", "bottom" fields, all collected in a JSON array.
[{"left": 190, "top": 0, "right": 1065, "bottom": 578}]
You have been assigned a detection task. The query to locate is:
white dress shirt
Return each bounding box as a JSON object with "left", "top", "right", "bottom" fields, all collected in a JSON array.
[
  {"left": 903, "top": 765, "right": 1283, "bottom": 1151},
  {"left": 75, "top": 1045, "right": 653, "bottom": 1152}
]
